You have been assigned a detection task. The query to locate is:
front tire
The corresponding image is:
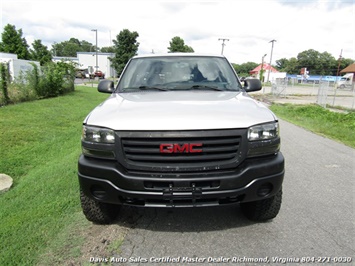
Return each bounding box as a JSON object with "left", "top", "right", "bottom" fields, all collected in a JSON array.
[
  {"left": 240, "top": 189, "right": 282, "bottom": 221},
  {"left": 80, "top": 189, "right": 120, "bottom": 224}
]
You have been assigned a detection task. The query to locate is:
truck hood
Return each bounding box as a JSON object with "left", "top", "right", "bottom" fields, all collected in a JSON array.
[{"left": 84, "top": 91, "right": 276, "bottom": 130}]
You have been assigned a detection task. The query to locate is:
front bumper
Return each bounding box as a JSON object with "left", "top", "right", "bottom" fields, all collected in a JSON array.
[{"left": 78, "top": 153, "right": 284, "bottom": 207}]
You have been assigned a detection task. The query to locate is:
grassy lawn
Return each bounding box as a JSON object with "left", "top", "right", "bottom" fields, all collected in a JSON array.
[
  {"left": 0, "top": 86, "right": 108, "bottom": 265},
  {"left": 270, "top": 103, "right": 355, "bottom": 148}
]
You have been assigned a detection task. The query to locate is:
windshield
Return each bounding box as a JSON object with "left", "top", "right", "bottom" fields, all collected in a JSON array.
[{"left": 117, "top": 56, "right": 242, "bottom": 92}]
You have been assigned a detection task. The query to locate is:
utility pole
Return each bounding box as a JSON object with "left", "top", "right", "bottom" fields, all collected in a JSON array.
[
  {"left": 267, "top": 39, "right": 276, "bottom": 83},
  {"left": 91, "top": 29, "right": 98, "bottom": 73},
  {"left": 336, "top": 49, "right": 343, "bottom": 78},
  {"left": 260, "top": 54, "right": 267, "bottom": 82},
  {"left": 53, "top": 42, "right": 57, "bottom": 57},
  {"left": 218, "top": 38, "right": 229, "bottom": 55}
]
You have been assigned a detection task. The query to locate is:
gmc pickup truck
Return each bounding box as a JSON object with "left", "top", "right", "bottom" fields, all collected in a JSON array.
[{"left": 78, "top": 53, "right": 284, "bottom": 224}]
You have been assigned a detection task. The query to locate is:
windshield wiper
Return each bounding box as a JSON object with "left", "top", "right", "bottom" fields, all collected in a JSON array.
[
  {"left": 138, "top": 86, "right": 168, "bottom": 91},
  {"left": 189, "top": 85, "right": 225, "bottom": 91}
]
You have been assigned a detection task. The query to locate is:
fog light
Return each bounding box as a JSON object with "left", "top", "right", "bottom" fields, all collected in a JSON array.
[
  {"left": 91, "top": 185, "right": 107, "bottom": 199},
  {"left": 257, "top": 183, "right": 273, "bottom": 197}
]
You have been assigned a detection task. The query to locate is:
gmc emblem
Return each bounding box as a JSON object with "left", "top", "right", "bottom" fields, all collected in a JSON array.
[{"left": 160, "top": 143, "right": 203, "bottom": 153}]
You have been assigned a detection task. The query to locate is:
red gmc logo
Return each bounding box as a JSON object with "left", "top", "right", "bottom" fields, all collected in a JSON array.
[{"left": 160, "top": 143, "right": 203, "bottom": 153}]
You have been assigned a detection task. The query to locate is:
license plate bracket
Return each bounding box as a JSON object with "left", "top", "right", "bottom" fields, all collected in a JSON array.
[{"left": 163, "top": 183, "right": 202, "bottom": 206}]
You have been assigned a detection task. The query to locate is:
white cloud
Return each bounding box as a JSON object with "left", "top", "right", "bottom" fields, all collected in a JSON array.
[{"left": 1, "top": 0, "right": 354, "bottom": 64}]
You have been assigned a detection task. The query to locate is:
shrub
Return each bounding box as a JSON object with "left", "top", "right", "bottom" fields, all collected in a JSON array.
[
  {"left": 0, "top": 62, "right": 11, "bottom": 106},
  {"left": 0, "top": 61, "right": 76, "bottom": 105},
  {"left": 30, "top": 61, "right": 75, "bottom": 98}
]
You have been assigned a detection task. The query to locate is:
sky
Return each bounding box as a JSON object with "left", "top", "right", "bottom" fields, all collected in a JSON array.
[{"left": 1, "top": 0, "right": 354, "bottom": 65}]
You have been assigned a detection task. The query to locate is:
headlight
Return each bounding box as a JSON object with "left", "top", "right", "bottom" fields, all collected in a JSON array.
[
  {"left": 247, "top": 122, "right": 280, "bottom": 157},
  {"left": 82, "top": 126, "right": 115, "bottom": 143},
  {"left": 248, "top": 122, "right": 279, "bottom": 141}
]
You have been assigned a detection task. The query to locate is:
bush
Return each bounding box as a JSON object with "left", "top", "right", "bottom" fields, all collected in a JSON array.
[
  {"left": 0, "top": 61, "right": 76, "bottom": 105},
  {"left": 0, "top": 62, "right": 11, "bottom": 106},
  {"left": 30, "top": 61, "right": 75, "bottom": 98}
]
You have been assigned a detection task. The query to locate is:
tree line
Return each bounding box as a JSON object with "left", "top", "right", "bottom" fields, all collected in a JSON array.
[
  {"left": 1, "top": 23, "right": 354, "bottom": 78},
  {"left": 233, "top": 51, "right": 353, "bottom": 78},
  {"left": 0, "top": 24, "right": 194, "bottom": 77}
]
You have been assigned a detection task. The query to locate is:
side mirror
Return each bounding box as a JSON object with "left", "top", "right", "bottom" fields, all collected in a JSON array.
[
  {"left": 243, "top": 78, "right": 262, "bottom": 92},
  {"left": 98, "top": 80, "right": 115, "bottom": 93}
]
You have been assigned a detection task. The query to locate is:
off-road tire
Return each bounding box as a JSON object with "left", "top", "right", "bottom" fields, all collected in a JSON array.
[
  {"left": 80, "top": 189, "right": 120, "bottom": 224},
  {"left": 240, "top": 189, "right": 282, "bottom": 222}
]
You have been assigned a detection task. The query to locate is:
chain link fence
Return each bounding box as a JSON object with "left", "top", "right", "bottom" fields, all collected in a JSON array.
[
  {"left": 316, "top": 81, "right": 330, "bottom": 108},
  {"left": 265, "top": 78, "right": 355, "bottom": 110}
]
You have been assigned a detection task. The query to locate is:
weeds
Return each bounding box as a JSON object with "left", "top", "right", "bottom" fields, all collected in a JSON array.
[{"left": 270, "top": 103, "right": 355, "bottom": 148}]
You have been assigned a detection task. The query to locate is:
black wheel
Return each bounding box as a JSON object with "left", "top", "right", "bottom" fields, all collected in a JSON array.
[
  {"left": 340, "top": 84, "right": 345, "bottom": 89},
  {"left": 80, "top": 189, "right": 120, "bottom": 224},
  {"left": 240, "top": 189, "right": 282, "bottom": 222}
]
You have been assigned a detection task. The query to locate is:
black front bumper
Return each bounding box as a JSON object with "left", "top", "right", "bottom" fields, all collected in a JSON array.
[{"left": 78, "top": 152, "right": 284, "bottom": 207}]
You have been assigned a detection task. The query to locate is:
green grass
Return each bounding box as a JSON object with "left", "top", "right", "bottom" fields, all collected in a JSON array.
[
  {"left": 0, "top": 86, "right": 108, "bottom": 265},
  {"left": 270, "top": 103, "right": 355, "bottom": 148}
]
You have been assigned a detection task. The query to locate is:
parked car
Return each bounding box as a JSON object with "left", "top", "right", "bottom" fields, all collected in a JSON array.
[
  {"left": 94, "top": 71, "right": 105, "bottom": 79},
  {"left": 75, "top": 70, "right": 86, "bottom": 78}
]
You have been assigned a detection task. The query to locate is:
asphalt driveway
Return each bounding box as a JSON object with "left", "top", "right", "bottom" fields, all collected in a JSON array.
[{"left": 107, "top": 119, "right": 354, "bottom": 265}]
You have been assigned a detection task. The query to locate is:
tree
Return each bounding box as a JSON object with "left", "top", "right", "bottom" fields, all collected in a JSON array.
[
  {"left": 81, "top": 40, "right": 94, "bottom": 52},
  {"left": 275, "top": 58, "right": 288, "bottom": 70},
  {"left": 0, "top": 24, "right": 30, "bottom": 59},
  {"left": 167, "top": 36, "right": 194, "bottom": 53},
  {"left": 318, "top": 51, "right": 337, "bottom": 75},
  {"left": 109, "top": 29, "right": 139, "bottom": 76},
  {"left": 297, "top": 49, "right": 338, "bottom": 75},
  {"left": 51, "top": 38, "right": 94, "bottom": 57},
  {"left": 297, "top": 49, "right": 320, "bottom": 75},
  {"left": 30, "top": 40, "right": 52, "bottom": 66},
  {"left": 232, "top": 62, "right": 259, "bottom": 77},
  {"left": 275, "top": 57, "right": 299, "bottom": 74},
  {"left": 101, "top": 46, "right": 115, "bottom": 53},
  {"left": 52, "top": 41, "right": 76, "bottom": 57}
]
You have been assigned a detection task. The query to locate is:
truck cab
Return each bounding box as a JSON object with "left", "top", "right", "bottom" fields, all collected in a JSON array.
[{"left": 336, "top": 73, "right": 354, "bottom": 89}]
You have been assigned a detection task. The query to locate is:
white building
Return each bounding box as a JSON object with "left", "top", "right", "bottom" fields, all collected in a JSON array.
[
  {"left": 77, "top": 52, "right": 116, "bottom": 78},
  {"left": 0, "top": 52, "right": 40, "bottom": 82},
  {"left": 52, "top": 52, "right": 117, "bottom": 78},
  {"left": 52, "top": 56, "right": 79, "bottom": 65}
]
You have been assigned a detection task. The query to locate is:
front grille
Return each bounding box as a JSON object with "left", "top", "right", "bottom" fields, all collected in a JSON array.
[{"left": 117, "top": 129, "right": 246, "bottom": 172}]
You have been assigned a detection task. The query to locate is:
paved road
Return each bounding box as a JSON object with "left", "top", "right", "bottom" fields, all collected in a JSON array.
[{"left": 108, "top": 120, "right": 354, "bottom": 265}]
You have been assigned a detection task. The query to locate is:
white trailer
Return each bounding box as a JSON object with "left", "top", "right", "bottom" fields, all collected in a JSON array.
[{"left": 0, "top": 57, "right": 40, "bottom": 82}]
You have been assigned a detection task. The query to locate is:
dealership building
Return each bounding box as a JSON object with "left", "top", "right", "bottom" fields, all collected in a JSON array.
[{"left": 53, "top": 52, "right": 117, "bottom": 78}]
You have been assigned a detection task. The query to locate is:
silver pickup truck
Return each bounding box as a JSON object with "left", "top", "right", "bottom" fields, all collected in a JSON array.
[{"left": 78, "top": 53, "right": 284, "bottom": 224}]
